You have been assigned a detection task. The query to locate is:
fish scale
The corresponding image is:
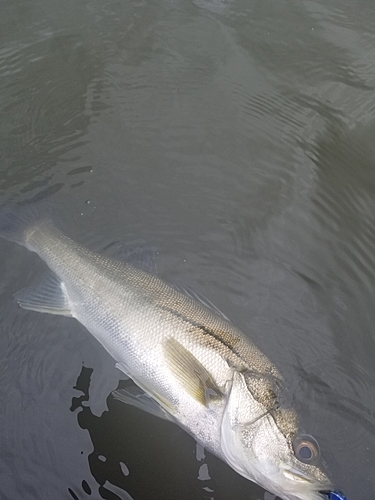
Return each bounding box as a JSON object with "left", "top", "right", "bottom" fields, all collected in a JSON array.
[{"left": 0, "top": 206, "right": 343, "bottom": 500}]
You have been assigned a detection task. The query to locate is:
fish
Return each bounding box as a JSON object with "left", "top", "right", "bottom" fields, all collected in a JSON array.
[{"left": 0, "top": 204, "right": 336, "bottom": 500}]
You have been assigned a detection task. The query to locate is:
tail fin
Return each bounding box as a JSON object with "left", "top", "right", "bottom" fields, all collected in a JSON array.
[{"left": 0, "top": 202, "right": 50, "bottom": 247}]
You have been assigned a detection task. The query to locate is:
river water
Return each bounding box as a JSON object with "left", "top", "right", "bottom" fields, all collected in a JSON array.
[{"left": 1, "top": 1, "right": 375, "bottom": 499}]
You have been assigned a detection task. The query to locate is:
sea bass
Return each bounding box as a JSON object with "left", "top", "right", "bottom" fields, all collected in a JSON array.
[{"left": 0, "top": 205, "right": 334, "bottom": 500}]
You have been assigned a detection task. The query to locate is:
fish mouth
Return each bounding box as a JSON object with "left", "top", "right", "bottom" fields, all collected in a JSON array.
[
  {"left": 283, "top": 467, "right": 319, "bottom": 484},
  {"left": 282, "top": 467, "right": 333, "bottom": 499}
]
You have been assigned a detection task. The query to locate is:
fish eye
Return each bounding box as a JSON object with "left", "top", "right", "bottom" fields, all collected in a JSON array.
[{"left": 292, "top": 434, "right": 320, "bottom": 465}]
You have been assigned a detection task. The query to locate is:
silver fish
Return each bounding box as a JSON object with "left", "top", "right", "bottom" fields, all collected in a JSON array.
[{"left": 0, "top": 206, "right": 333, "bottom": 500}]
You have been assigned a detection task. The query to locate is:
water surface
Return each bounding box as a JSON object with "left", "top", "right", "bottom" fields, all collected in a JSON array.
[{"left": 1, "top": 0, "right": 375, "bottom": 499}]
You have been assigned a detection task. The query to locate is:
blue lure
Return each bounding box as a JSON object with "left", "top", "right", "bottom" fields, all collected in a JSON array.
[{"left": 325, "top": 492, "right": 347, "bottom": 500}]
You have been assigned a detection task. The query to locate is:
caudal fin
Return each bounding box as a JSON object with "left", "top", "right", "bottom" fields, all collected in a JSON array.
[{"left": 0, "top": 202, "right": 49, "bottom": 246}]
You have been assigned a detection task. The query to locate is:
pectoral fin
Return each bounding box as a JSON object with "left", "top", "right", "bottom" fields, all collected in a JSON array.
[
  {"left": 14, "top": 273, "right": 72, "bottom": 316},
  {"left": 163, "top": 337, "right": 223, "bottom": 406}
]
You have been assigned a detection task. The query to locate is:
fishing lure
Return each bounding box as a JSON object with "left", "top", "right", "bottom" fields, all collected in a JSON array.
[{"left": 326, "top": 491, "right": 347, "bottom": 500}]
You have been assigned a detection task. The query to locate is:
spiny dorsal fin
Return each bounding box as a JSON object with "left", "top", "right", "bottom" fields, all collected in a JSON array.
[
  {"left": 163, "top": 337, "right": 223, "bottom": 406},
  {"left": 14, "top": 272, "right": 72, "bottom": 316},
  {"left": 173, "top": 282, "right": 232, "bottom": 323}
]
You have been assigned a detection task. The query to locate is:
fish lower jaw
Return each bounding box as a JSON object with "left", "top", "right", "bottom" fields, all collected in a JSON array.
[
  {"left": 233, "top": 464, "right": 327, "bottom": 500},
  {"left": 269, "top": 483, "right": 328, "bottom": 500},
  {"left": 263, "top": 483, "right": 327, "bottom": 500}
]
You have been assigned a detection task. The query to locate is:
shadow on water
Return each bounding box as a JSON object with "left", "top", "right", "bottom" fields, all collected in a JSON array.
[{"left": 70, "top": 366, "right": 267, "bottom": 500}]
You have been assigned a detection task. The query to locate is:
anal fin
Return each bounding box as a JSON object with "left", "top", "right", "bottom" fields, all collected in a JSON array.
[{"left": 14, "top": 273, "right": 72, "bottom": 316}]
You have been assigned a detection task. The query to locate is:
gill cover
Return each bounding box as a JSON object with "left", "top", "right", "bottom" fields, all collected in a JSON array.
[{"left": 221, "top": 370, "right": 271, "bottom": 480}]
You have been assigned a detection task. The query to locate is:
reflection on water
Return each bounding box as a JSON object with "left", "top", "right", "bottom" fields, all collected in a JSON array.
[
  {"left": 70, "top": 366, "right": 266, "bottom": 500},
  {"left": 1, "top": 0, "right": 375, "bottom": 498}
]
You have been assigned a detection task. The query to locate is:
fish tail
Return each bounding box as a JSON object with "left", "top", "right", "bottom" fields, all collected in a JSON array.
[{"left": 0, "top": 202, "right": 50, "bottom": 247}]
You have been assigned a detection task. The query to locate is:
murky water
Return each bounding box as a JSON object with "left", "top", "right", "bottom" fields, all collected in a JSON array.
[{"left": 1, "top": 0, "right": 375, "bottom": 499}]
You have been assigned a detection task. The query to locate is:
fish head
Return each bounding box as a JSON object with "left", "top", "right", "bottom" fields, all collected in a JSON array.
[{"left": 221, "top": 371, "right": 332, "bottom": 500}]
